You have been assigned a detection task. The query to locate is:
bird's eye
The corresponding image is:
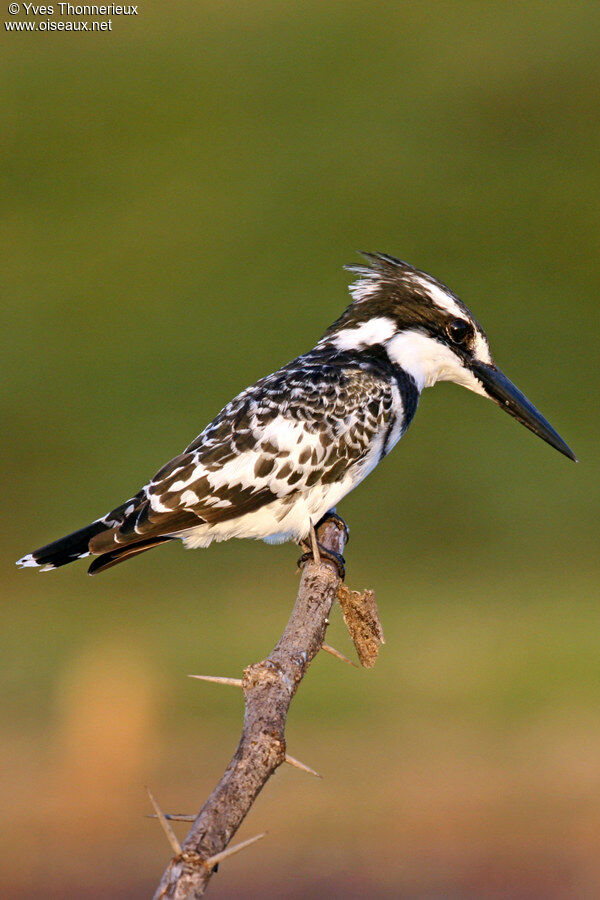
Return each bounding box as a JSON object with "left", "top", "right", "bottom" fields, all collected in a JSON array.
[{"left": 446, "top": 319, "right": 470, "bottom": 345}]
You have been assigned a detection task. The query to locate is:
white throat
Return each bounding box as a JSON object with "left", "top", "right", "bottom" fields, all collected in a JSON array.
[{"left": 385, "top": 330, "right": 487, "bottom": 396}]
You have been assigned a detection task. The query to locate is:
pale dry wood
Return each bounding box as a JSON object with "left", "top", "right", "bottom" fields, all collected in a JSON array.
[
  {"left": 284, "top": 754, "right": 322, "bottom": 778},
  {"left": 147, "top": 814, "right": 196, "bottom": 823},
  {"left": 336, "top": 585, "right": 385, "bottom": 668},
  {"left": 203, "top": 832, "right": 267, "bottom": 869},
  {"left": 321, "top": 642, "right": 359, "bottom": 668},
  {"left": 187, "top": 675, "right": 243, "bottom": 687},
  {"left": 153, "top": 516, "right": 348, "bottom": 899},
  {"left": 147, "top": 788, "right": 183, "bottom": 857}
]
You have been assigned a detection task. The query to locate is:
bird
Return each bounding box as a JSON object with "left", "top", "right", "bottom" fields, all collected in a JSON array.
[{"left": 16, "top": 252, "right": 575, "bottom": 577}]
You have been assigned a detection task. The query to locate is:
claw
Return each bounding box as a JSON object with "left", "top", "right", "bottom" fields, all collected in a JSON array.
[
  {"left": 297, "top": 543, "right": 345, "bottom": 579},
  {"left": 316, "top": 509, "right": 350, "bottom": 544}
]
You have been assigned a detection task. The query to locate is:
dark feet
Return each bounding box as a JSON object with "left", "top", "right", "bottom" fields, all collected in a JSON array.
[
  {"left": 315, "top": 509, "right": 350, "bottom": 544},
  {"left": 297, "top": 541, "right": 346, "bottom": 579}
]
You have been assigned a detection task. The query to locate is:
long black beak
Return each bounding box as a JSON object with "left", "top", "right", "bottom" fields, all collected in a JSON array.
[{"left": 470, "top": 361, "right": 577, "bottom": 461}]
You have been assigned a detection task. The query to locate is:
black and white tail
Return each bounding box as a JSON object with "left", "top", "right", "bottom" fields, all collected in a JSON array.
[
  {"left": 16, "top": 520, "right": 110, "bottom": 572},
  {"left": 16, "top": 493, "right": 176, "bottom": 575}
]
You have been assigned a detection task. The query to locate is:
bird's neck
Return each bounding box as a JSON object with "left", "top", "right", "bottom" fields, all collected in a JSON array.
[
  {"left": 317, "top": 319, "right": 439, "bottom": 392},
  {"left": 320, "top": 319, "right": 477, "bottom": 394}
]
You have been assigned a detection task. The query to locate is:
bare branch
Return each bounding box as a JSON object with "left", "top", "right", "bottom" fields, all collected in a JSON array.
[{"left": 153, "top": 516, "right": 349, "bottom": 898}]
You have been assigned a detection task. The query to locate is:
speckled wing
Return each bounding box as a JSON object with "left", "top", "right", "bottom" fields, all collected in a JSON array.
[{"left": 89, "top": 358, "right": 395, "bottom": 553}]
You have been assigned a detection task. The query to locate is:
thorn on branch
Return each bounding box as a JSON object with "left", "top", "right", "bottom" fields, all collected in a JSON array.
[
  {"left": 336, "top": 585, "right": 385, "bottom": 668},
  {"left": 203, "top": 832, "right": 267, "bottom": 871},
  {"left": 146, "top": 814, "right": 196, "bottom": 822},
  {"left": 309, "top": 520, "right": 321, "bottom": 565},
  {"left": 321, "top": 642, "right": 359, "bottom": 668},
  {"left": 146, "top": 787, "right": 183, "bottom": 857},
  {"left": 285, "top": 754, "right": 322, "bottom": 778},
  {"left": 188, "top": 674, "right": 243, "bottom": 687}
]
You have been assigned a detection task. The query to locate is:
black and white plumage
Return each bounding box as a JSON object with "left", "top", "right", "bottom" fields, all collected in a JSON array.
[{"left": 17, "top": 253, "right": 575, "bottom": 575}]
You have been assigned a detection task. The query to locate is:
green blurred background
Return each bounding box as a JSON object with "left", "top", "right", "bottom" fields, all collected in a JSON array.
[{"left": 2, "top": 1, "right": 598, "bottom": 896}]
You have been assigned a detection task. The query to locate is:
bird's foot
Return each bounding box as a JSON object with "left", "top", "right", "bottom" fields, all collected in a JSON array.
[
  {"left": 297, "top": 531, "right": 346, "bottom": 580},
  {"left": 297, "top": 545, "right": 346, "bottom": 579},
  {"left": 315, "top": 509, "right": 350, "bottom": 544}
]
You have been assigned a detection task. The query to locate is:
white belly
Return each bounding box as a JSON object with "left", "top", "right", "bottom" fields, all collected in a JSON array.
[{"left": 179, "top": 475, "right": 356, "bottom": 548}]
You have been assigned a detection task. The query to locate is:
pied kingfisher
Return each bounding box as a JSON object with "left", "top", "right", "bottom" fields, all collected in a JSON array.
[{"left": 17, "top": 253, "right": 575, "bottom": 576}]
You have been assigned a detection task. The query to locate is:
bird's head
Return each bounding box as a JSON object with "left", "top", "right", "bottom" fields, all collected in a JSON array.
[{"left": 323, "top": 252, "right": 575, "bottom": 461}]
